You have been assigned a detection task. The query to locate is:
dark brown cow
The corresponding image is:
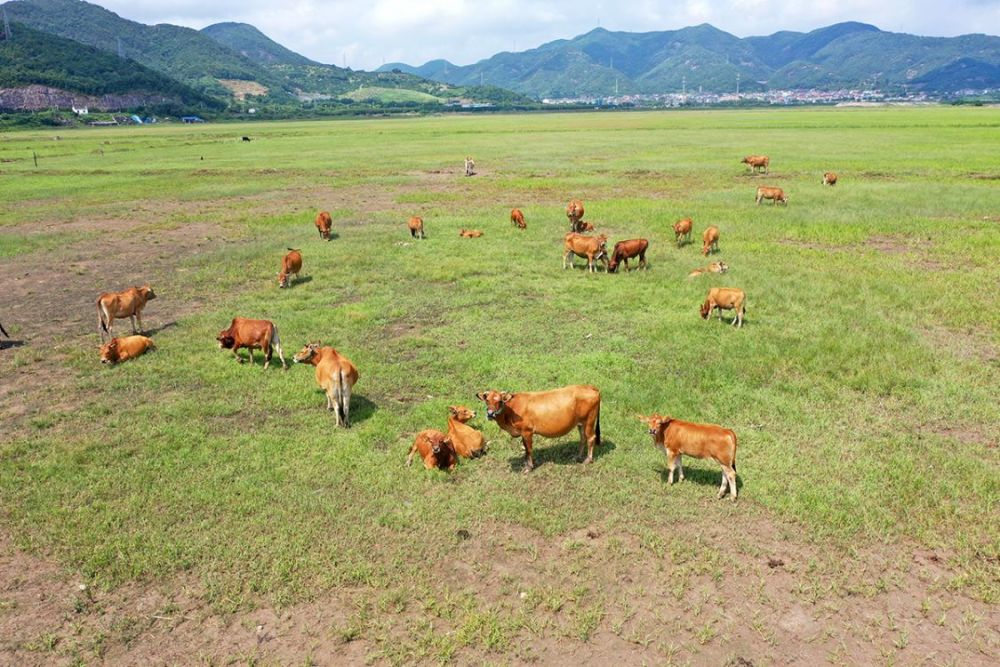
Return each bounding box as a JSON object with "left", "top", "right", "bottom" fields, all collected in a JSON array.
[
  {"left": 293, "top": 342, "right": 359, "bottom": 427},
  {"left": 755, "top": 186, "right": 788, "bottom": 206},
  {"left": 97, "top": 286, "right": 156, "bottom": 342},
  {"left": 673, "top": 217, "right": 693, "bottom": 246},
  {"left": 741, "top": 155, "right": 769, "bottom": 174},
  {"left": 510, "top": 208, "right": 526, "bottom": 229},
  {"left": 823, "top": 172, "right": 838, "bottom": 186},
  {"left": 100, "top": 335, "right": 155, "bottom": 364},
  {"left": 278, "top": 248, "right": 302, "bottom": 288},
  {"left": 407, "top": 430, "right": 457, "bottom": 470},
  {"left": 476, "top": 385, "right": 601, "bottom": 472},
  {"left": 700, "top": 287, "right": 746, "bottom": 328},
  {"left": 216, "top": 317, "right": 287, "bottom": 369},
  {"left": 447, "top": 405, "right": 486, "bottom": 458},
  {"left": 607, "top": 238, "right": 649, "bottom": 273},
  {"left": 564, "top": 233, "right": 609, "bottom": 272},
  {"left": 408, "top": 216, "right": 426, "bottom": 239},
  {"left": 701, "top": 226, "right": 720, "bottom": 256},
  {"left": 315, "top": 211, "right": 333, "bottom": 240},
  {"left": 566, "top": 199, "right": 585, "bottom": 231},
  {"left": 639, "top": 414, "right": 739, "bottom": 500}
]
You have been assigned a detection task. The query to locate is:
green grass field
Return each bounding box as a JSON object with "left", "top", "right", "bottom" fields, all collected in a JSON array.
[{"left": 1, "top": 107, "right": 998, "bottom": 664}]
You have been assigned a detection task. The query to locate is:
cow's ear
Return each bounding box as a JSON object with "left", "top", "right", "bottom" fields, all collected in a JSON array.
[
  {"left": 448, "top": 405, "right": 458, "bottom": 415},
  {"left": 475, "top": 392, "right": 487, "bottom": 401},
  {"left": 500, "top": 391, "right": 513, "bottom": 402}
]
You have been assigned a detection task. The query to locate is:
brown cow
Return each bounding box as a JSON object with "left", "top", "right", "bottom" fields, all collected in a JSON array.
[
  {"left": 293, "top": 342, "right": 359, "bottom": 427},
  {"left": 607, "top": 238, "right": 649, "bottom": 273},
  {"left": 687, "top": 261, "right": 729, "bottom": 278},
  {"left": 741, "top": 155, "right": 769, "bottom": 174},
  {"left": 447, "top": 405, "right": 487, "bottom": 458},
  {"left": 564, "top": 233, "right": 609, "bottom": 272},
  {"left": 459, "top": 229, "right": 484, "bottom": 238},
  {"left": 823, "top": 172, "right": 838, "bottom": 186},
  {"left": 407, "top": 430, "right": 457, "bottom": 470},
  {"left": 315, "top": 211, "right": 333, "bottom": 241},
  {"left": 639, "top": 414, "right": 738, "bottom": 501},
  {"left": 100, "top": 335, "right": 155, "bottom": 364},
  {"left": 566, "top": 199, "right": 585, "bottom": 231},
  {"left": 701, "top": 226, "right": 720, "bottom": 256},
  {"left": 476, "top": 385, "right": 601, "bottom": 472},
  {"left": 408, "top": 216, "right": 426, "bottom": 239},
  {"left": 97, "top": 286, "right": 156, "bottom": 342},
  {"left": 673, "top": 217, "right": 693, "bottom": 246},
  {"left": 700, "top": 287, "right": 746, "bottom": 328},
  {"left": 510, "top": 208, "right": 526, "bottom": 229},
  {"left": 755, "top": 186, "right": 788, "bottom": 206},
  {"left": 278, "top": 248, "right": 302, "bottom": 288},
  {"left": 216, "top": 317, "right": 287, "bottom": 369},
  {"left": 577, "top": 221, "right": 596, "bottom": 232}
]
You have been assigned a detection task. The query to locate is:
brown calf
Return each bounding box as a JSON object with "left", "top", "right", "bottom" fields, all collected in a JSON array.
[
  {"left": 700, "top": 287, "right": 746, "bottom": 328},
  {"left": 755, "top": 186, "right": 788, "bottom": 205},
  {"left": 97, "top": 286, "right": 156, "bottom": 342},
  {"left": 687, "top": 261, "right": 729, "bottom": 278},
  {"left": 607, "top": 238, "right": 649, "bottom": 273},
  {"left": 447, "top": 405, "right": 487, "bottom": 458},
  {"left": 510, "top": 208, "right": 526, "bottom": 229},
  {"left": 408, "top": 216, "right": 426, "bottom": 239},
  {"left": 673, "top": 217, "right": 693, "bottom": 246},
  {"left": 315, "top": 211, "right": 333, "bottom": 240},
  {"left": 639, "top": 414, "right": 738, "bottom": 500},
  {"left": 476, "top": 385, "right": 601, "bottom": 472},
  {"left": 407, "top": 430, "right": 457, "bottom": 470},
  {"left": 823, "top": 172, "right": 838, "bottom": 186},
  {"left": 459, "top": 229, "right": 484, "bottom": 238},
  {"left": 701, "top": 226, "right": 720, "bottom": 256},
  {"left": 216, "top": 317, "right": 287, "bottom": 369},
  {"left": 100, "top": 335, "right": 155, "bottom": 364},
  {"left": 741, "top": 155, "right": 769, "bottom": 174},
  {"left": 564, "top": 233, "right": 609, "bottom": 272},
  {"left": 278, "top": 248, "right": 302, "bottom": 288},
  {"left": 566, "top": 199, "right": 585, "bottom": 230},
  {"left": 293, "top": 342, "right": 359, "bottom": 428}
]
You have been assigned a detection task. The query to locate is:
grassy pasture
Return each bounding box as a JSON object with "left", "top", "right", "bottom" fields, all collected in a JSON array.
[{"left": 0, "top": 107, "right": 998, "bottom": 663}]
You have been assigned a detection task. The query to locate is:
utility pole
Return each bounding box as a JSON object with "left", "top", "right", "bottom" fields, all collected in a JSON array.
[
  {"left": 117, "top": 36, "right": 124, "bottom": 59},
  {"left": 615, "top": 77, "right": 619, "bottom": 95},
  {"left": 682, "top": 75, "right": 686, "bottom": 95}
]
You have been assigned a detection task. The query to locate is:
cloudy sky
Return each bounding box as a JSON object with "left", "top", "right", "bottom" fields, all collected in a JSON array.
[{"left": 95, "top": 0, "right": 1000, "bottom": 71}]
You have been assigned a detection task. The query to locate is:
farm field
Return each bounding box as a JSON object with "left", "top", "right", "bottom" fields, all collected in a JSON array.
[{"left": 0, "top": 107, "right": 998, "bottom": 665}]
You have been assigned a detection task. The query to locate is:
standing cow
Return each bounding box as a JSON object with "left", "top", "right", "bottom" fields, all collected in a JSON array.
[
  {"left": 216, "top": 317, "right": 287, "bottom": 370},
  {"left": 97, "top": 286, "right": 156, "bottom": 342},
  {"left": 741, "top": 155, "right": 769, "bottom": 174},
  {"left": 278, "top": 248, "right": 302, "bottom": 288},
  {"left": 293, "top": 342, "right": 359, "bottom": 428},
  {"left": 564, "top": 233, "right": 609, "bottom": 272},
  {"left": 408, "top": 216, "right": 426, "bottom": 239},
  {"left": 566, "top": 199, "right": 585, "bottom": 231},
  {"left": 823, "top": 172, "right": 838, "bottom": 186},
  {"left": 315, "top": 211, "right": 333, "bottom": 241},
  {"left": 607, "top": 238, "right": 649, "bottom": 273},
  {"left": 510, "top": 208, "right": 526, "bottom": 229}
]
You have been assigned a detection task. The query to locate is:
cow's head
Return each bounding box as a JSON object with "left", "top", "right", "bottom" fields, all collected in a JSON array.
[
  {"left": 448, "top": 405, "right": 476, "bottom": 423},
  {"left": 293, "top": 341, "right": 321, "bottom": 364},
  {"left": 431, "top": 435, "right": 452, "bottom": 458},
  {"left": 476, "top": 390, "right": 513, "bottom": 420},
  {"left": 638, "top": 414, "right": 673, "bottom": 438},
  {"left": 216, "top": 331, "right": 236, "bottom": 349},
  {"left": 100, "top": 338, "right": 120, "bottom": 364},
  {"left": 712, "top": 262, "right": 729, "bottom": 274},
  {"left": 700, "top": 300, "right": 712, "bottom": 319},
  {"left": 607, "top": 254, "right": 620, "bottom": 273},
  {"left": 139, "top": 286, "right": 157, "bottom": 302},
  {"left": 278, "top": 271, "right": 290, "bottom": 288},
  {"left": 780, "top": 193, "right": 789, "bottom": 204}
]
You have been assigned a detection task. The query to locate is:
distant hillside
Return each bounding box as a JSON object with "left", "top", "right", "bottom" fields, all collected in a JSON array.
[
  {"left": 201, "top": 22, "right": 318, "bottom": 66},
  {"left": 380, "top": 22, "right": 1000, "bottom": 97},
  {"left": 0, "top": 21, "right": 220, "bottom": 110}
]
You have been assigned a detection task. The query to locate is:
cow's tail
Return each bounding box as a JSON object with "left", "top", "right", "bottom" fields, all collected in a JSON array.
[
  {"left": 97, "top": 299, "right": 109, "bottom": 338},
  {"left": 595, "top": 404, "right": 601, "bottom": 448},
  {"left": 338, "top": 369, "right": 351, "bottom": 428},
  {"left": 271, "top": 324, "right": 287, "bottom": 369}
]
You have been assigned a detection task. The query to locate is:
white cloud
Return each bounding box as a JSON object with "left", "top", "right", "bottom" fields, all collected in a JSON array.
[{"left": 92, "top": 1, "right": 1000, "bottom": 70}]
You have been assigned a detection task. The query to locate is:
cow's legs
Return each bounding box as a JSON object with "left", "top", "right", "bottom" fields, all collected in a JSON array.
[
  {"left": 725, "top": 465, "right": 738, "bottom": 501},
  {"left": 521, "top": 431, "right": 535, "bottom": 472},
  {"left": 563, "top": 251, "right": 572, "bottom": 269},
  {"left": 135, "top": 310, "right": 144, "bottom": 334},
  {"left": 577, "top": 424, "right": 587, "bottom": 461},
  {"left": 264, "top": 343, "right": 272, "bottom": 370},
  {"left": 129, "top": 314, "right": 138, "bottom": 334},
  {"left": 666, "top": 451, "right": 677, "bottom": 484},
  {"left": 246, "top": 347, "right": 254, "bottom": 365},
  {"left": 677, "top": 454, "right": 685, "bottom": 481},
  {"left": 718, "top": 470, "right": 729, "bottom": 498},
  {"left": 233, "top": 346, "right": 245, "bottom": 363}
]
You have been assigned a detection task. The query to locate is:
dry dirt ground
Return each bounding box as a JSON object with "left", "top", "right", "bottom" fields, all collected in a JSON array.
[{"left": 1, "top": 190, "right": 997, "bottom": 665}]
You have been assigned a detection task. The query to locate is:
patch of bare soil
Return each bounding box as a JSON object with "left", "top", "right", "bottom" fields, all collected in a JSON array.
[{"left": 920, "top": 325, "right": 999, "bottom": 365}]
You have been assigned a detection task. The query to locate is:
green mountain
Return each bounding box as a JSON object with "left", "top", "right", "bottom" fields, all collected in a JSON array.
[
  {"left": 381, "top": 22, "right": 1000, "bottom": 97},
  {"left": 201, "top": 22, "right": 319, "bottom": 66},
  {"left": 0, "top": 21, "right": 221, "bottom": 110}
]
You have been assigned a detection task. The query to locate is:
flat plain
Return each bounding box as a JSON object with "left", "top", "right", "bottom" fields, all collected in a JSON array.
[{"left": 1, "top": 107, "right": 998, "bottom": 665}]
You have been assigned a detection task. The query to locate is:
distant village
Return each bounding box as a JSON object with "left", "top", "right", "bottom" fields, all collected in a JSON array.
[{"left": 542, "top": 87, "right": 995, "bottom": 107}]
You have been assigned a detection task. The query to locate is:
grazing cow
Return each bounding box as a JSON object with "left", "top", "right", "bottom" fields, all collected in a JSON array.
[
  {"left": 823, "top": 172, "right": 838, "bottom": 186},
  {"left": 408, "top": 216, "right": 426, "bottom": 239},
  {"left": 701, "top": 226, "right": 720, "bottom": 256},
  {"left": 315, "top": 211, "right": 333, "bottom": 241},
  {"left": 278, "top": 248, "right": 302, "bottom": 288},
  {"left": 564, "top": 233, "right": 609, "bottom": 272},
  {"left": 241, "top": 136, "right": 251, "bottom": 142},
  {"left": 97, "top": 286, "right": 156, "bottom": 342},
  {"left": 700, "top": 287, "right": 746, "bottom": 328},
  {"left": 755, "top": 186, "right": 788, "bottom": 206},
  {"left": 741, "top": 155, "right": 769, "bottom": 174},
  {"left": 607, "top": 238, "right": 649, "bottom": 273},
  {"left": 687, "top": 261, "right": 729, "bottom": 278},
  {"left": 293, "top": 342, "right": 359, "bottom": 428},
  {"left": 459, "top": 229, "right": 484, "bottom": 238},
  {"left": 464, "top": 156, "right": 476, "bottom": 177},
  {"left": 638, "top": 414, "right": 738, "bottom": 501},
  {"left": 100, "top": 335, "right": 155, "bottom": 365},
  {"left": 673, "top": 217, "right": 693, "bottom": 246},
  {"left": 476, "top": 385, "right": 601, "bottom": 472},
  {"left": 510, "top": 208, "right": 526, "bottom": 229},
  {"left": 447, "top": 405, "right": 487, "bottom": 458},
  {"left": 566, "top": 199, "right": 585, "bottom": 231},
  {"left": 216, "top": 317, "right": 287, "bottom": 369},
  {"left": 408, "top": 430, "right": 457, "bottom": 470}
]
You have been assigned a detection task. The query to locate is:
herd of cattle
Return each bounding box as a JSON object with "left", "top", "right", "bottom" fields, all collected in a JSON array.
[{"left": 0, "top": 153, "right": 837, "bottom": 499}]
